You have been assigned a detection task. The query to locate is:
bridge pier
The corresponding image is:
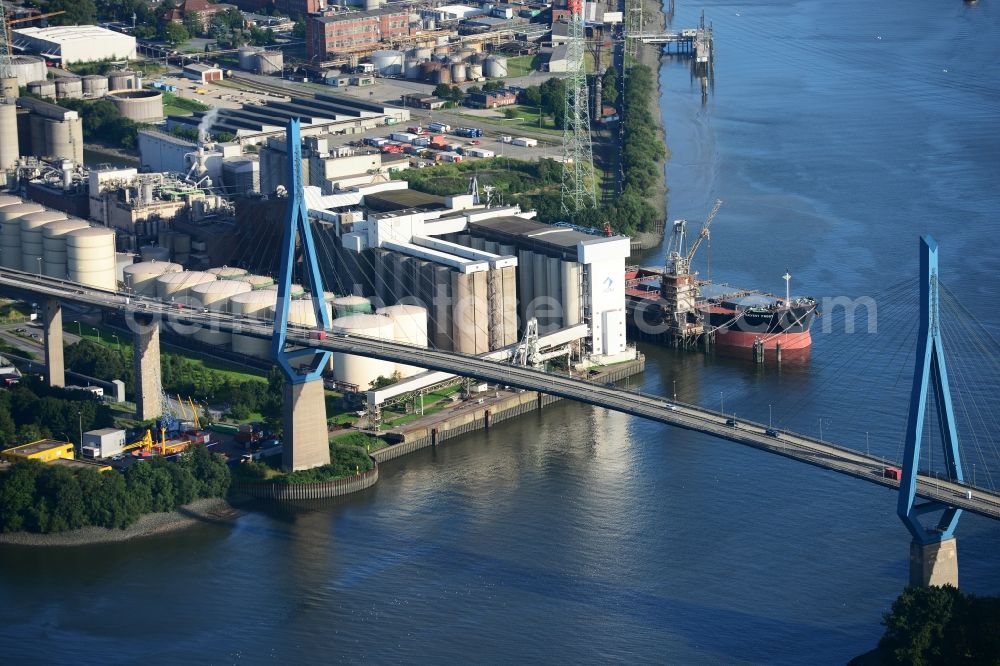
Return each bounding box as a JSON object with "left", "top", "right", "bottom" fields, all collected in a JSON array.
[
  {"left": 43, "top": 299, "right": 64, "bottom": 388},
  {"left": 132, "top": 316, "right": 162, "bottom": 421},
  {"left": 910, "top": 538, "right": 958, "bottom": 588},
  {"left": 282, "top": 379, "right": 331, "bottom": 471}
]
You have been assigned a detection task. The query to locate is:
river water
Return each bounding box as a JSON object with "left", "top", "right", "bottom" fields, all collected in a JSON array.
[{"left": 2, "top": 1, "right": 999, "bottom": 663}]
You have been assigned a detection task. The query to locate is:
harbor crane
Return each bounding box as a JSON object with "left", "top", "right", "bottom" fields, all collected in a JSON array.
[{"left": 666, "top": 198, "right": 722, "bottom": 276}]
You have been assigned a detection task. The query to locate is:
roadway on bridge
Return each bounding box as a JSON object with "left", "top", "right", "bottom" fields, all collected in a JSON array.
[{"left": 2, "top": 268, "right": 997, "bottom": 522}]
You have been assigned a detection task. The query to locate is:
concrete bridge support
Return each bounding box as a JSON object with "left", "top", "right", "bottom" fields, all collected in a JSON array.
[
  {"left": 43, "top": 299, "right": 64, "bottom": 388},
  {"left": 132, "top": 316, "right": 162, "bottom": 421},
  {"left": 282, "top": 379, "right": 331, "bottom": 471},
  {"left": 910, "top": 538, "right": 959, "bottom": 588}
]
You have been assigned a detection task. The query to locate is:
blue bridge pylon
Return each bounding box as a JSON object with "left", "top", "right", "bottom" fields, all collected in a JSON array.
[{"left": 898, "top": 235, "right": 964, "bottom": 546}]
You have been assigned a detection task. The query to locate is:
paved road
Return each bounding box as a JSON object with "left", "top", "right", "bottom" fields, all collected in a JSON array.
[{"left": 2, "top": 267, "right": 997, "bottom": 522}]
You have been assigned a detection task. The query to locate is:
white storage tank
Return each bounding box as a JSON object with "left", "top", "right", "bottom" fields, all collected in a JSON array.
[
  {"left": 108, "top": 70, "right": 138, "bottom": 91},
  {"left": 27, "top": 80, "right": 56, "bottom": 98},
  {"left": 107, "top": 89, "right": 164, "bottom": 122},
  {"left": 331, "top": 295, "right": 372, "bottom": 317},
  {"left": 238, "top": 46, "right": 260, "bottom": 70},
  {"left": 484, "top": 56, "right": 508, "bottom": 78},
  {"left": 0, "top": 203, "right": 44, "bottom": 269},
  {"left": 0, "top": 102, "right": 18, "bottom": 171},
  {"left": 264, "top": 282, "right": 306, "bottom": 298},
  {"left": 277, "top": 299, "right": 334, "bottom": 327},
  {"left": 257, "top": 51, "right": 283, "bottom": 75},
  {"left": 0, "top": 195, "right": 22, "bottom": 208},
  {"left": 55, "top": 76, "right": 83, "bottom": 100},
  {"left": 81, "top": 75, "right": 109, "bottom": 98},
  {"left": 123, "top": 261, "right": 183, "bottom": 296},
  {"left": 230, "top": 290, "right": 278, "bottom": 358},
  {"left": 207, "top": 266, "right": 248, "bottom": 280},
  {"left": 371, "top": 50, "right": 404, "bottom": 76},
  {"left": 331, "top": 314, "right": 398, "bottom": 390},
  {"left": 20, "top": 211, "right": 68, "bottom": 273},
  {"left": 237, "top": 274, "right": 274, "bottom": 290},
  {"left": 190, "top": 280, "right": 252, "bottom": 345},
  {"left": 66, "top": 227, "right": 117, "bottom": 291},
  {"left": 155, "top": 270, "right": 218, "bottom": 302},
  {"left": 140, "top": 244, "right": 171, "bottom": 262},
  {"left": 376, "top": 304, "right": 429, "bottom": 377},
  {"left": 468, "top": 64, "right": 483, "bottom": 81},
  {"left": 9, "top": 56, "right": 47, "bottom": 87},
  {"left": 451, "top": 63, "right": 467, "bottom": 83}
]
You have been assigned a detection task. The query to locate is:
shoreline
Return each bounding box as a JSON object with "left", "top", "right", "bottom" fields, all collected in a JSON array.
[
  {"left": 629, "top": 0, "right": 671, "bottom": 252},
  {"left": 0, "top": 497, "right": 240, "bottom": 547}
]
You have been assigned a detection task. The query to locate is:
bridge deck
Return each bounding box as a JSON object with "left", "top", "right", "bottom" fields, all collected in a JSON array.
[{"left": 2, "top": 268, "right": 997, "bottom": 522}]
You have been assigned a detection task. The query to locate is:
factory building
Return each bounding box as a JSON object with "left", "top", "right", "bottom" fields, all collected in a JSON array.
[
  {"left": 81, "top": 428, "right": 127, "bottom": 459},
  {"left": 259, "top": 134, "right": 405, "bottom": 194},
  {"left": 183, "top": 63, "right": 225, "bottom": 85},
  {"left": 166, "top": 92, "right": 409, "bottom": 145},
  {"left": 306, "top": 7, "right": 411, "bottom": 60},
  {"left": 11, "top": 26, "right": 137, "bottom": 65},
  {"left": 1, "top": 439, "right": 75, "bottom": 462}
]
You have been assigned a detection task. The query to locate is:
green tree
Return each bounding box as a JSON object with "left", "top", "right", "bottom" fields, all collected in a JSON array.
[
  {"left": 44, "top": 0, "right": 98, "bottom": 25},
  {"left": 602, "top": 66, "right": 619, "bottom": 106},
  {"left": 433, "top": 83, "right": 451, "bottom": 99},
  {"left": 292, "top": 18, "right": 306, "bottom": 39},
  {"left": 183, "top": 12, "right": 204, "bottom": 38},
  {"left": 161, "top": 21, "right": 189, "bottom": 47},
  {"left": 879, "top": 585, "right": 961, "bottom": 665}
]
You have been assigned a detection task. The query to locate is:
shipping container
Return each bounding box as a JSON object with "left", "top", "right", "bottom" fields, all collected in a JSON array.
[
  {"left": 511, "top": 137, "right": 538, "bottom": 147},
  {"left": 389, "top": 131, "right": 419, "bottom": 142},
  {"left": 467, "top": 148, "right": 495, "bottom": 158},
  {"left": 883, "top": 466, "right": 903, "bottom": 481},
  {"left": 413, "top": 137, "right": 430, "bottom": 147}
]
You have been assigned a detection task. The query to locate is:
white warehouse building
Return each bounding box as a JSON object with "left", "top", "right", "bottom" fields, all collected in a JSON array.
[{"left": 12, "top": 26, "right": 137, "bottom": 65}]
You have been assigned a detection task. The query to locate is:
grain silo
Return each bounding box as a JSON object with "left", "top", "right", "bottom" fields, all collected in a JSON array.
[
  {"left": 331, "top": 295, "right": 372, "bottom": 317},
  {"left": 230, "top": 290, "right": 277, "bottom": 357},
  {"left": 0, "top": 203, "right": 44, "bottom": 268},
  {"left": 107, "top": 89, "right": 164, "bottom": 122},
  {"left": 155, "top": 270, "right": 218, "bottom": 302},
  {"left": 189, "top": 280, "right": 252, "bottom": 345},
  {"left": 331, "top": 314, "right": 397, "bottom": 389},
  {"left": 27, "top": 80, "right": 56, "bottom": 98},
  {"left": 42, "top": 218, "right": 90, "bottom": 279},
  {"left": 0, "top": 102, "right": 18, "bottom": 171},
  {"left": 376, "top": 304, "right": 429, "bottom": 377},
  {"left": 55, "top": 76, "right": 83, "bottom": 100},
  {"left": 20, "top": 211, "right": 68, "bottom": 273},
  {"left": 207, "top": 266, "right": 248, "bottom": 280},
  {"left": 81, "top": 75, "right": 109, "bottom": 98},
  {"left": 66, "top": 227, "right": 117, "bottom": 291},
  {"left": 123, "top": 261, "right": 183, "bottom": 296}
]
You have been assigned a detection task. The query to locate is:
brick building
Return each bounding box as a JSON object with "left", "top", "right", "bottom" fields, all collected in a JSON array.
[{"left": 306, "top": 8, "right": 410, "bottom": 60}]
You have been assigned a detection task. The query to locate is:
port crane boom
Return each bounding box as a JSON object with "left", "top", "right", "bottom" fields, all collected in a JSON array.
[{"left": 666, "top": 199, "right": 723, "bottom": 276}]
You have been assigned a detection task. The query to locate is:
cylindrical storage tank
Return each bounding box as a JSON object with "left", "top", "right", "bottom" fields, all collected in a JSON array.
[
  {"left": 0, "top": 203, "right": 44, "bottom": 268},
  {"left": 376, "top": 304, "right": 428, "bottom": 377},
  {"left": 485, "top": 56, "right": 508, "bottom": 78},
  {"left": 0, "top": 103, "right": 18, "bottom": 171},
  {"left": 275, "top": 299, "right": 334, "bottom": 329},
  {"left": 469, "top": 64, "right": 483, "bottom": 81},
  {"left": 122, "top": 261, "right": 183, "bottom": 296},
  {"left": 107, "top": 89, "right": 164, "bottom": 122},
  {"left": 237, "top": 274, "right": 273, "bottom": 290},
  {"left": 81, "top": 75, "right": 109, "bottom": 98},
  {"left": 257, "top": 50, "right": 283, "bottom": 75},
  {"left": 238, "top": 47, "right": 259, "bottom": 70},
  {"left": 435, "top": 67, "right": 452, "bottom": 85},
  {"left": 20, "top": 211, "right": 68, "bottom": 273},
  {"left": 207, "top": 266, "right": 248, "bottom": 280},
  {"left": 155, "top": 271, "right": 218, "bottom": 302},
  {"left": 404, "top": 58, "right": 422, "bottom": 80},
  {"left": 140, "top": 244, "right": 171, "bottom": 262},
  {"left": 371, "top": 50, "right": 404, "bottom": 76},
  {"left": 55, "top": 76, "right": 83, "bottom": 100},
  {"left": 115, "top": 252, "right": 134, "bottom": 282},
  {"left": 108, "top": 70, "right": 137, "bottom": 91},
  {"left": 189, "top": 280, "right": 252, "bottom": 345},
  {"left": 420, "top": 61, "right": 441, "bottom": 81},
  {"left": 27, "top": 80, "right": 56, "bottom": 98},
  {"left": 9, "top": 56, "right": 47, "bottom": 87},
  {"left": 0, "top": 195, "right": 21, "bottom": 208},
  {"left": 66, "top": 227, "right": 117, "bottom": 291},
  {"left": 331, "top": 314, "right": 397, "bottom": 389},
  {"left": 230, "top": 290, "right": 278, "bottom": 357},
  {"left": 264, "top": 282, "right": 305, "bottom": 298},
  {"left": 332, "top": 295, "right": 372, "bottom": 318},
  {"left": 451, "top": 63, "right": 467, "bottom": 83}
]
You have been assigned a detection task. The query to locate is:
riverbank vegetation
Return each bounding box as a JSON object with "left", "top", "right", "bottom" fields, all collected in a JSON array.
[
  {"left": 0, "top": 378, "right": 114, "bottom": 448},
  {"left": 232, "top": 433, "right": 380, "bottom": 485},
  {"left": 876, "top": 585, "right": 1000, "bottom": 664},
  {"left": 0, "top": 444, "right": 230, "bottom": 534}
]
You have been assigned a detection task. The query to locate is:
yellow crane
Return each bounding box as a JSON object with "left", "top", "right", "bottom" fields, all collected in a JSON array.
[
  {"left": 5, "top": 10, "right": 66, "bottom": 47},
  {"left": 188, "top": 397, "right": 201, "bottom": 430}
]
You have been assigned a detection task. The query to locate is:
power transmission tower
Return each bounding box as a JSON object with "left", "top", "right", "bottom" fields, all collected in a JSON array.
[
  {"left": 560, "top": 0, "right": 597, "bottom": 216},
  {"left": 624, "top": 0, "right": 643, "bottom": 61},
  {"left": 0, "top": 0, "right": 13, "bottom": 81}
]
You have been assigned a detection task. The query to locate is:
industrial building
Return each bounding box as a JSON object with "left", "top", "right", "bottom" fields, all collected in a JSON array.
[
  {"left": 11, "top": 26, "right": 137, "bottom": 65},
  {"left": 166, "top": 92, "right": 409, "bottom": 144},
  {"left": 13, "top": 96, "right": 84, "bottom": 164},
  {"left": 183, "top": 63, "right": 225, "bottom": 84},
  {"left": 81, "top": 429, "right": 127, "bottom": 459},
  {"left": 258, "top": 133, "right": 406, "bottom": 195},
  {"left": 306, "top": 7, "right": 411, "bottom": 60},
  {"left": 1, "top": 439, "right": 75, "bottom": 462}
]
